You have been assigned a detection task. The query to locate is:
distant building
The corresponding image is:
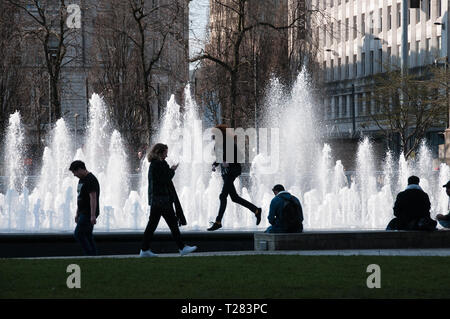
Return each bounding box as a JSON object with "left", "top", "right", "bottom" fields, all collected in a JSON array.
[{"left": 311, "top": 0, "right": 448, "bottom": 162}]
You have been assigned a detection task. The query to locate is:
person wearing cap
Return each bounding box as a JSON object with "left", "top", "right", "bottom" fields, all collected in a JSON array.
[
  {"left": 386, "top": 175, "right": 437, "bottom": 231},
  {"left": 436, "top": 181, "right": 450, "bottom": 228},
  {"left": 265, "top": 184, "right": 303, "bottom": 233}
]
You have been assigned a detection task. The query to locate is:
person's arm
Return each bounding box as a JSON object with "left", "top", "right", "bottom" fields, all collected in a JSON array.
[
  {"left": 424, "top": 193, "right": 431, "bottom": 217},
  {"left": 75, "top": 208, "right": 80, "bottom": 223},
  {"left": 89, "top": 192, "right": 97, "bottom": 225},
  {"left": 393, "top": 193, "right": 402, "bottom": 218},
  {"left": 153, "top": 160, "right": 175, "bottom": 183},
  {"left": 267, "top": 198, "right": 279, "bottom": 225},
  {"left": 294, "top": 197, "right": 304, "bottom": 222}
]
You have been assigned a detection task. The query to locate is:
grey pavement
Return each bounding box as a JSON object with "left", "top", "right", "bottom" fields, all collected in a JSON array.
[{"left": 9, "top": 248, "right": 450, "bottom": 259}]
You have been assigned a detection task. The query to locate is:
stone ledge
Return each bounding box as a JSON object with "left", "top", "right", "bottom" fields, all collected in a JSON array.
[{"left": 254, "top": 230, "right": 450, "bottom": 251}]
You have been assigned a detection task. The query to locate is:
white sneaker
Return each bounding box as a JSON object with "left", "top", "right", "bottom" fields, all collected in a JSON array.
[
  {"left": 139, "top": 249, "right": 158, "bottom": 257},
  {"left": 179, "top": 245, "right": 197, "bottom": 256}
]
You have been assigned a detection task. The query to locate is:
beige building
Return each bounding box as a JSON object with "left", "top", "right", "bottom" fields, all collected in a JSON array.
[{"left": 311, "top": 0, "right": 448, "bottom": 156}]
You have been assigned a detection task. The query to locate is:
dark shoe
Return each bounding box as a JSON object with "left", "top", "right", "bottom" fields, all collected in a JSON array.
[
  {"left": 255, "top": 208, "right": 262, "bottom": 225},
  {"left": 207, "top": 222, "right": 222, "bottom": 231}
]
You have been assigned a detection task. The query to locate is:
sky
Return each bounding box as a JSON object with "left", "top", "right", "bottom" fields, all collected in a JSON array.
[{"left": 189, "top": 0, "right": 209, "bottom": 68}]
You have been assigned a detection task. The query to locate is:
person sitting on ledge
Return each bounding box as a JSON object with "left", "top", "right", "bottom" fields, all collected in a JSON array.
[
  {"left": 265, "top": 184, "right": 303, "bottom": 233},
  {"left": 386, "top": 175, "right": 437, "bottom": 231},
  {"left": 436, "top": 181, "right": 450, "bottom": 229}
]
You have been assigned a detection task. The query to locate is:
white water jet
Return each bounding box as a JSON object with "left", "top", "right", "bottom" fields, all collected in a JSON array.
[{"left": 1, "top": 69, "right": 450, "bottom": 232}]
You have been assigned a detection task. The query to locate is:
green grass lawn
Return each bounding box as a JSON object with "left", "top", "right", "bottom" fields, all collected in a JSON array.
[{"left": 1, "top": 255, "right": 449, "bottom": 299}]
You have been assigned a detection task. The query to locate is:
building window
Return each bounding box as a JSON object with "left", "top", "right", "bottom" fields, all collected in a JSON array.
[
  {"left": 378, "top": 48, "right": 383, "bottom": 72},
  {"left": 361, "top": 14, "right": 365, "bottom": 35},
  {"left": 387, "top": 6, "right": 392, "bottom": 30},
  {"left": 323, "top": 61, "right": 327, "bottom": 80},
  {"left": 397, "top": 3, "right": 401, "bottom": 28},
  {"left": 358, "top": 93, "right": 364, "bottom": 116},
  {"left": 415, "top": 40, "right": 420, "bottom": 66},
  {"left": 369, "top": 11, "right": 374, "bottom": 34},
  {"left": 345, "top": 18, "right": 349, "bottom": 41},
  {"left": 438, "top": 36, "right": 442, "bottom": 52},
  {"left": 337, "top": 21, "right": 341, "bottom": 42},
  {"left": 331, "top": 59, "right": 334, "bottom": 81},
  {"left": 370, "top": 51, "right": 374, "bottom": 74},
  {"left": 426, "top": 0, "right": 431, "bottom": 20},
  {"left": 353, "top": 54, "right": 357, "bottom": 77},
  {"left": 438, "top": 0, "right": 442, "bottom": 17},
  {"left": 353, "top": 16, "right": 357, "bottom": 39},
  {"left": 342, "top": 96, "right": 347, "bottom": 117},
  {"left": 328, "top": 99, "right": 332, "bottom": 119},
  {"left": 387, "top": 46, "right": 391, "bottom": 66},
  {"left": 416, "top": 7, "right": 420, "bottom": 22},
  {"left": 379, "top": 8, "right": 382, "bottom": 33},
  {"left": 338, "top": 57, "right": 342, "bottom": 80},
  {"left": 334, "top": 96, "right": 339, "bottom": 118},
  {"left": 345, "top": 56, "right": 349, "bottom": 78},
  {"left": 361, "top": 52, "right": 366, "bottom": 75},
  {"left": 331, "top": 22, "right": 334, "bottom": 44}
]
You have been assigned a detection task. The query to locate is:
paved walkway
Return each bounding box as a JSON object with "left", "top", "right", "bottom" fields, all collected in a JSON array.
[{"left": 11, "top": 248, "right": 450, "bottom": 259}]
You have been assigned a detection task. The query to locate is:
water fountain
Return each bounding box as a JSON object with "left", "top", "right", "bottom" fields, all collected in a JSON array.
[{"left": 1, "top": 69, "right": 449, "bottom": 233}]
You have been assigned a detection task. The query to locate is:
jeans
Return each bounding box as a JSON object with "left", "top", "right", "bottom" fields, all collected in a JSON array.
[
  {"left": 74, "top": 214, "right": 97, "bottom": 256},
  {"left": 142, "top": 202, "right": 184, "bottom": 251},
  {"left": 216, "top": 174, "right": 258, "bottom": 223}
]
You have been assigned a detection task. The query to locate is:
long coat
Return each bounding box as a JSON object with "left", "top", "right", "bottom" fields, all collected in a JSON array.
[{"left": 148, "top": 159, "right": 186, "bottom": 225}]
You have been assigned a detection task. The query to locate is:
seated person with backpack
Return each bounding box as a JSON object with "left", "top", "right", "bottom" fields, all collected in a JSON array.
[
  {"left": 265, "top": 184, "right": 303, "bottom": 233},
  {"left": 386, "top": 175, "right": 437, "bottom": 231}
]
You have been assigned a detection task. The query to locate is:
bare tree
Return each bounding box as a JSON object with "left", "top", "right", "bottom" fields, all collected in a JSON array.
[
  {"left": 90, "top": 0, "right": 189, "bottom": 152},
  {"left": 129, "top": 0, "right": 188, "bottom": 133},
  {"left": 190, "top": 0, "right": 321, "bottom": 127},
  {"left": 7, "top": 0, "right": 83, "bottom": 122},
  {"left": 0, "top": 2, "right": 23, "bottom": 133},
  {"left": 365, "top": 64, "right": 448, "bottom": 159}
]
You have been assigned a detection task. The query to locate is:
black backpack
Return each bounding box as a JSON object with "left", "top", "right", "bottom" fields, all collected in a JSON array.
[{"left": 281, "top": 197, "right": 303, "bottom": 232}]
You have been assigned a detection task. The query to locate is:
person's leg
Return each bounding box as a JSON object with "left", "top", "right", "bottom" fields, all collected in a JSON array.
[
  {"left": 74, "top": 214, "right": 95, "bottom": 255},
  {"left": 87, "top": 225, "right": 97, "bottom": 256},
  {"left": 227, "top": 178, "right": 258, "bottom": 213},
  {"left": 215, "top": 176, "right": 233, "bottom": 223},
  {"left": 161, "top": 204, "right": 185, "bottom": 250},
  {"left": 141, "top": 205, "right": 162, "bottom": 251}
]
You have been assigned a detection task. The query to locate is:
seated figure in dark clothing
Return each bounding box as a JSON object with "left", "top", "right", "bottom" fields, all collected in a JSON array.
[{"left": 386, "top": 175, "right": 437, "bottom": 231}]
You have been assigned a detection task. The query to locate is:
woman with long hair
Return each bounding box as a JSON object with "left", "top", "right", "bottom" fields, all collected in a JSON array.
[{"left": 140, "top": 143, "right": 197, "bottom": 257}]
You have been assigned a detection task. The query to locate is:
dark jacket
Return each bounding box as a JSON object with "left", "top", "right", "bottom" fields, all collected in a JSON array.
[
  {"left": 267, "top": 191, "right": 303, "bottom": 233},
  {"left": 393, "top": 185, "right": 431, "bottom": 228},
  {"left": 148, "top": 159, "right": 186, "bottom": 225},
  {"left": 212, "top": 140, "right": 242, "bottom": 177}
]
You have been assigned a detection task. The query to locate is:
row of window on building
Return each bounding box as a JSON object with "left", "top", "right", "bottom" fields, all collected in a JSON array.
[
  {"left": 319, "top": 0, "right": 438, "bottom": 15},
  {"left": 323, "top": 36, "right": 441, "bottom": 81},
  {"left": 320, "top": 0, "right": 442, "bottom": 45},
  {"left": 323, "top": 93, "right": 383, "bottom": 120}
]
